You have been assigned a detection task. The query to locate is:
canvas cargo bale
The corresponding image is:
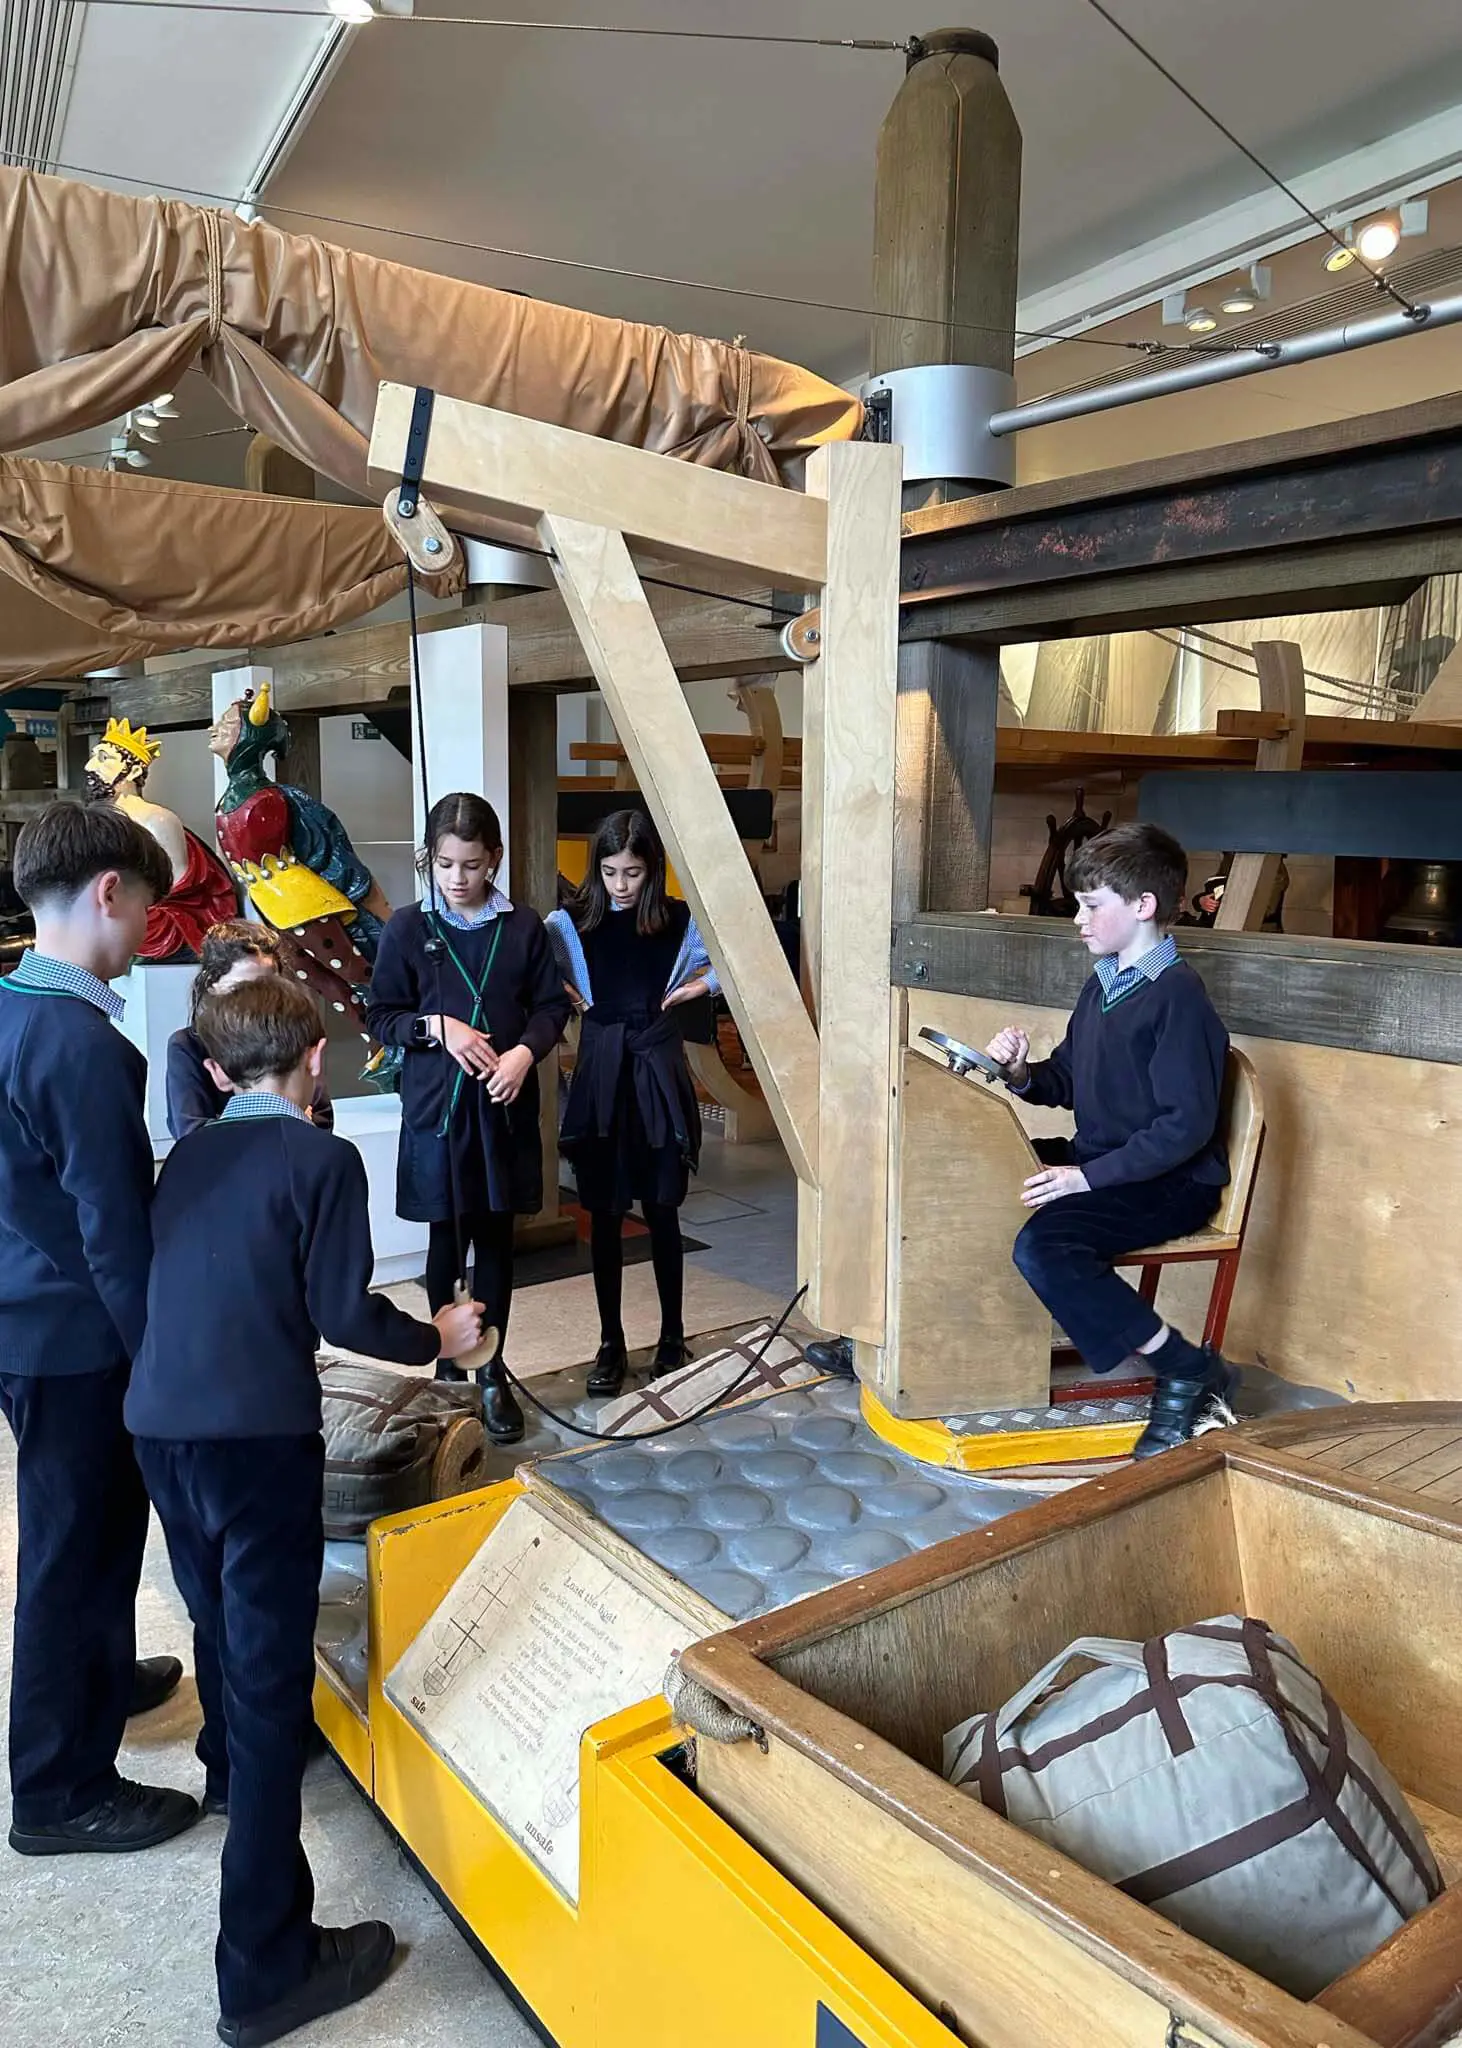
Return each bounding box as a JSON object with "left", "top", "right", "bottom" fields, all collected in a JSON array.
[
  {"left": 944, "top": 1614, "right": 1442, "bottom": 1998},
  {"left": 320, "top": 1361, "right": 486, "bottom": 1538}
]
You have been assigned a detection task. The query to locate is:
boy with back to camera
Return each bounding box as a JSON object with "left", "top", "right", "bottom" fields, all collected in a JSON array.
[
  {"left": 0, "top": 802, "right": 197, "bottom": 1858},
  {"left": 125, "top": 977, "right": 483, "bottom": 2047},
  {"left": 985, "top": 823, "right": 1236, "bottom": 1458}
]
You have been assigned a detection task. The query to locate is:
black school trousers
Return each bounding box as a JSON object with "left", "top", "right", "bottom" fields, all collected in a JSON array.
[
  {"left": 134, "top": 1435, "right": 323, "bottom": 2023},
  {"left": 1011, "top": 1140, "right": 1221, "bottom": 1375},
  {"left": 0, "top": 1364, "right": 149, "bottom": 1827}
]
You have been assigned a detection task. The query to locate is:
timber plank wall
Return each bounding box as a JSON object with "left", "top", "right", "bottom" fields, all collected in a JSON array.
[{"left": 895, "top": 916, "right": 1462, "bottom": 1068}]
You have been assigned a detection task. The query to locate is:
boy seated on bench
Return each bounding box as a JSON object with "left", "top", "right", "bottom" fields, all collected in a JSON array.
[{"left": 985, "top": 823, "right": 1236, "bottom": 1458}]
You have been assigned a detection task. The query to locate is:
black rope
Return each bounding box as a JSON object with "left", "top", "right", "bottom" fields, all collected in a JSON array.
[
  {"left": 1077, "top": 0, "right": 1423, "bottom": 321},
  {"left": 499, "top": 1285, "right": 810, "bottom": 1446}
]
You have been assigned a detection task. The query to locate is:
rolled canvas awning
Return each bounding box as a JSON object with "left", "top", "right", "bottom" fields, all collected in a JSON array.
[
  {"left": 0, "top": 456, "right": 462, "bottom": 685},
  {"left": 0, "top": 168, "right": 863, "bottom": 520}
]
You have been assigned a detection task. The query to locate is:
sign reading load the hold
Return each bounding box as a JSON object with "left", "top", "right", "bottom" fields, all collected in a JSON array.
[{"left": 386, "top": 1496, "right": 692, "bottom": 1900}]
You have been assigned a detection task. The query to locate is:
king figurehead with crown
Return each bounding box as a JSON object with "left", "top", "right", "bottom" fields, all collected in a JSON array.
[
  {"left": 210, "top": 682, "right": 391, "bottom": 1030},
  {"left": 84, "top": 718, "right": 239, "bottom": 962}
]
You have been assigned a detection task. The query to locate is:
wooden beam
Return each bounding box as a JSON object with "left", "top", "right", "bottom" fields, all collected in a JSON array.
[
  {"left": 1215, "top": 640, "right": 1307, "bottom": 933},
  {"left": 895, "top": 914, "right": 1462, "bottom": 1067},
  {"left": 899, "top": 530, "right": 1450, "bottom": 645},
  {"left": 100, "top": 581, "right": 792, "bottom": 732},
  {"left": 1217, "top": 708, "right": 1462, "bottom": 755},
  {"left": 801, "top": 440, "right": 902, "bottom": 1345},
  {"left": 893, "top": 640, "right": 1003, "bottom": 921},
  {"left": 901, "top": 389, "right": 1462, "bottom": 543},
  {"left": 541, "top": 514, "right": 820, "bottom": 1184},
  {"left": 369, "top": 384, "right": 827, "bottom": 590}
]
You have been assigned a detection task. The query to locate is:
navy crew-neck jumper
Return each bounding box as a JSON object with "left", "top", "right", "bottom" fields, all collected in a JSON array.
[{"left": 1016, "top": 958, "right": 1229, "bottom": 1189}]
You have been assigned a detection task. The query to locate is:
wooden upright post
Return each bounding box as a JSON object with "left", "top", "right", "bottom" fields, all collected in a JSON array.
[{"left": 873, "top": 30, "right": 1021, "bottom": 923}]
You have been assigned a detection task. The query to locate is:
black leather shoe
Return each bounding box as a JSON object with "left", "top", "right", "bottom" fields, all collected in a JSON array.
[
  {"left": 9, "top": 1779, "right": 200, "bottom": 1857},
  {"left": 651, "top": 1339, "right": 692, "bottom": 1377},
  {"left": 129, "top": 1654, "right": 184, "bottom": 1717},
  {"left": 202, "top": 1789, "right": 229, "bottom": 1819},
  {"left": 217, "top": 1920, "right": 397, "bottom": 2048},
  {"left": 434, "top": 1360, "right": 468, "bottom": 1383},
  {"left": 804, "top": 1336, "right": 856, "bottom": 1381},
  {"left": 476, "top": 1361, "right": 524, "bottom": 1445},
  {"left": 587, "top": 1341, "right": 628, "bottom": 1398},
  {"left": 1132, "top": 1351, "right": 1236, "bottom": 1460}
]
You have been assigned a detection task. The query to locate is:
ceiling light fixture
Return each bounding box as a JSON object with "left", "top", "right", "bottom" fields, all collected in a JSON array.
[
  {"left": 1323, "top": 224, "right": 1356, "bottom": 273},
  {"left": 149, "top": 393, "right": 180, "bottom": 419},
  {"left": 1219, "top": 262, "right": 1271, "bottom": 317},
  {"left": 1357, "top": 218, "right": 1401, "bottom": 265},
  {"left": 327, "top": 0, "right": 375, "bottom": 19},
  {"left": 1185, "top": 308, "right": 1218, "bottom": 335}
]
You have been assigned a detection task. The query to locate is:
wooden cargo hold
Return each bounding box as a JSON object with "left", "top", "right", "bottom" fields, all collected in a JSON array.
[{"left": 679, "top": 1412, "right": 1462, "bottom": 2048}]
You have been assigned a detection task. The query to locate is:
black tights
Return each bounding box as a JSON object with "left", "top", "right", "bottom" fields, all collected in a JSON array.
[
  {"left": 425, "top": 1212, "right": 515, "bottom": 1364},
  {"left": 590, "top": 1205, "right": 683, "bottom": 1350}
]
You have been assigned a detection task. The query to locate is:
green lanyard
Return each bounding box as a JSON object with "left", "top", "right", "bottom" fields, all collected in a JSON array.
[{"left": 430, "top": 914, "right": 504, "bottom": 1137}]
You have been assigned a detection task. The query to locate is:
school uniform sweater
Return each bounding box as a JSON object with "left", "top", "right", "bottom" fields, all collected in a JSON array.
[
  {"left": 165, "top": 1024, "right": 334, "bottom": 1140},
  {"left": 125, "top": 1095, "right": 440, "bottom": 1439},
  {"left": 1016, "top": 955, "right": 1229, "bottom": 1190},
  {"left": 547, "top": 901, "right": 713, "bottom": 1213},
  {"left": 366, "top": 898, "right": 570, "bottom": 1221},
  {"left": 0, "top": 954, "right": 154, "bottom": 1375}
]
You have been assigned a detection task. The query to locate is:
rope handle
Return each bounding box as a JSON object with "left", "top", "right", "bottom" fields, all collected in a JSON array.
[{"left": 664, "top": 1655, "right": 765, "bottom": 1749}]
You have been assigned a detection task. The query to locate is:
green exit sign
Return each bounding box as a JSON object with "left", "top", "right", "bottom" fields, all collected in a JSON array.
[{"left": 351, "top": 721, "right": 381, "bottom": 741}]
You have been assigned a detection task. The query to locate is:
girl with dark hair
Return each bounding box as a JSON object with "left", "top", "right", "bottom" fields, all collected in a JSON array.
[
  {"left": 547, "top": 810, "right": 718, "bottom": 1398},
  {"left": 165, "top": 920, "right": 335, "bottom": 1139},
  {"left": 366, "top": 793, "right": 570, "bottom": 1444}
]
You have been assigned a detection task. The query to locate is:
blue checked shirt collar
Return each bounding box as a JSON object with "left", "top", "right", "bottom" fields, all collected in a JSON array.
[
  {"left": 220, "top": 1090, "right": 311, "bottom": 1124},
  {"left": 10, "top": 948, "right": 126, "bottom": 1019},
  {"left": 1093, "top": 932, "right": 1179, "bottom": 1003},
  {"left": 431, "top": 887, "right": 513, "bottom": 932}
]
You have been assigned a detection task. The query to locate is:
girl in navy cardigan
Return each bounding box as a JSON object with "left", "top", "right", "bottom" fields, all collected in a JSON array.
[
  {"left": 367, "top": 794, "right": 570, "bottom": 1444},
  {"left": 547, "top": 810, "right": 717, "bottom": 1398}
]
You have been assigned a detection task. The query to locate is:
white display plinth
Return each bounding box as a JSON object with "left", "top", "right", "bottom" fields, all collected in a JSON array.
[
  {"left": 111, "top": 964, "right": 426, "bottom": 1285},
  {"left": 111, "top": 962, "right": 196, "bottom": 1146},
  {"left": 333, "top": 1095, "right": 428, "bottom": 1286}
]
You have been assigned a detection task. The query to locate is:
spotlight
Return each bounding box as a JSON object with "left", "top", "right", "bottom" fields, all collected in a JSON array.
[
  {"left": 1185, "top": 308, "right": 1218, "bottom": 335},
  {"left": 1219, "top": 263, "right": 1271, "bottom": 316},
  {"left": 1324, "top": 226, "right": 1356, "bottom": 273},
  {"left": 148, "top": 394, "right": 180, "bottom": 419},
  {"left": 130, "top": 415, "right": 162, "bottom": 444},
  {"left": 1357, "top": 218, "right": 1400, "bottom": 265}
]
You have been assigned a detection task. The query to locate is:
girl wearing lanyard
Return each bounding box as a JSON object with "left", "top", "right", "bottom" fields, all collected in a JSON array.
[
  {"left": 547, "top": 810, "right": 717, "bottom": 1399},
  {"left": 367, "top": 793, "right": 570, "bottom": 1444}
]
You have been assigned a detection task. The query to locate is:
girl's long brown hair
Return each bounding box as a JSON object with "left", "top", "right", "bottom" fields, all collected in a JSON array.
[{"left": 571, "top": 810, "right": 671, "bottom": 936}]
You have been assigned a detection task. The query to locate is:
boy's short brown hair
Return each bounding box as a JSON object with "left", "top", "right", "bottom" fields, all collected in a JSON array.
[
  {"left": 1068, "top": 823, "right": 1189, "bottom": 926},
  {"left": 195, "top": 978, "right": 324, "bottom": 1090},
  {"left": 14, "top": 800, "right": 173, "bottom": 910}
]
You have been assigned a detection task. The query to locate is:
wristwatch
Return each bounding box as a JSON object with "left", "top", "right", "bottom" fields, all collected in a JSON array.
[{"left": 412, "top": 1015, "right": 438, "bottom": 1047}]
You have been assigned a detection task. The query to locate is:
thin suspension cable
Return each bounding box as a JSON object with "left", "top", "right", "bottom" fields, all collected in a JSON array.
[
  {"left": 1, "top": 142, "right": 1163, "bottom": 355},
  {"left": 1077, "top": 0, "right": 1422, "bottom": 320},
  {"left": 38, "top": 0, "right": 912, "bottom": 44}
]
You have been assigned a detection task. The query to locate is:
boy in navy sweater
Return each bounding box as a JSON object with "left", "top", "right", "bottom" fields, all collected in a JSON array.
[
  {"left": 986, "top": 824, "right": 1235, "bottom": 1458},
  {"left": 0, "top": 802, "right": 198, "bottom": 1858},
  {"left": 126, "top": 977, "right": 482, "bottom": 2047}
]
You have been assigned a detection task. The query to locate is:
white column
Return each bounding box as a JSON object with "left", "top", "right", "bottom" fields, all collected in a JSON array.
[{"left": 408, "top": 623, "right": 511, "bottom": 895}]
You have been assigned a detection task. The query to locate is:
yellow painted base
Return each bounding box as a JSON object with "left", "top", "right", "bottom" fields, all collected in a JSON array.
[
  {"left": 860, "top": 1384, "right": 1142, "bottom": 1470},
  {"left": 310, "top": 1477, "right": 962, "bottom": 2048}
]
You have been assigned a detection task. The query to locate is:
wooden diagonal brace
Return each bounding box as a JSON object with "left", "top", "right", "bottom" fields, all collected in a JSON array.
[{"left": 542, "top": 513, "right": 820, "bottom": 1184}]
